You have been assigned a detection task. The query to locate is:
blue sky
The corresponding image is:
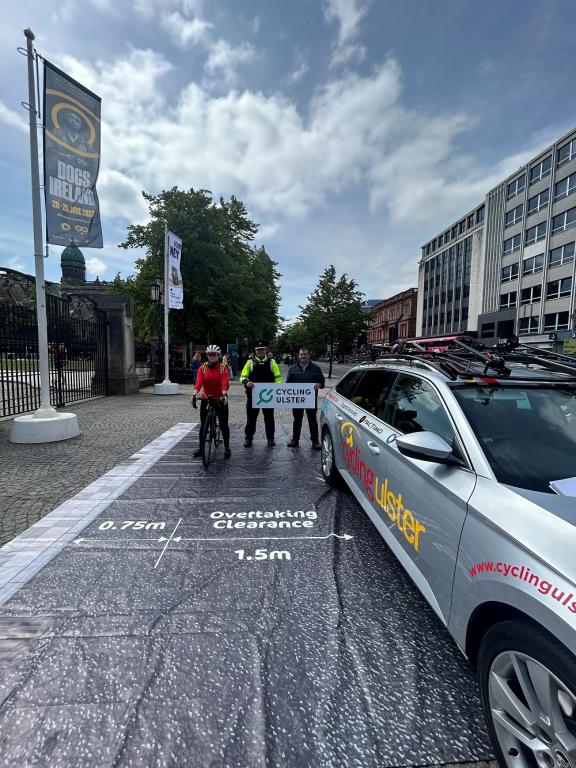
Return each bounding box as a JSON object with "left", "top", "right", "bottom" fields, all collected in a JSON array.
[{"left": 2, "top": 0, "right": 576, "bottom": 322}]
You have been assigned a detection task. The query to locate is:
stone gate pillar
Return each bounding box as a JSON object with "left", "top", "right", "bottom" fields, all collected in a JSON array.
[{"left": 91, "top": 294, "right": 139, "bottom": 395}]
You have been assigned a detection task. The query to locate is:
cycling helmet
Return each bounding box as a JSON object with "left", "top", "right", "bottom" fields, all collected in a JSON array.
[{"left": 206, "top": 345, "right": 221, "bottom": 354}]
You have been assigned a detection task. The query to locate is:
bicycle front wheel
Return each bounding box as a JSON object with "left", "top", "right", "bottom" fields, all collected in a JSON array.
[{"left": 202, "top": 410, "right": 216, "bottom": 468}]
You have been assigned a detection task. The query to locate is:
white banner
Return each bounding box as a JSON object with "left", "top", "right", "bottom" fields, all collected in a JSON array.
[
  {"left": 168, "top": 232, "right": 183, "bottom": 309},
  {"left": 252, "top": 383, "right": 316, "bottom": 409}
]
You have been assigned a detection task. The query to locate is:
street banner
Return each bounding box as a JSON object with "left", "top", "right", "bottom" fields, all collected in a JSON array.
[
  {"left": 168, "top": 231, "right": 183, "bottom": 309},
  {"left": 43, "top": 61, "right": 103, "bottom": 248},
  {"left": 252, "top": 383, "right": 316, "bottom": 409}
]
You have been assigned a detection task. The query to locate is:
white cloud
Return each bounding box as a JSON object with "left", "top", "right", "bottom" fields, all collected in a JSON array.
[
  {"left": 51, "top": 47, "right": 563, "bottom": 309},
  {"left": 4, "top": 256, "right": 26, "bottom": 272},
  {"left": 0, "top": 101, "right": 28, "bottom": 133},
  {"left": 323, "top": 0, "right": 369, "bottom": 66},
  {"left": 86, "top": 256, "right": 107, "bottom": 276},
  {"left": 289, "top": 61, "right": 309, "bottom": 83},
  {"left": 97, "top": 170, "right": 149, "bottom": 223},
  {"left": 134, "top": 0, "right": 204, "bottom": 21},
  {"left": 161, "top": 10, "right": 212, "bottom": 47},
  {"left": 204, "top": 39, "right": 256, "bottom": 84}
]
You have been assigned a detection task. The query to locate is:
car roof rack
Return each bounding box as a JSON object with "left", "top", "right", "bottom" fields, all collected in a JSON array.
[{"left": 383, "top": 337, "right": 576, "bottom": 380}]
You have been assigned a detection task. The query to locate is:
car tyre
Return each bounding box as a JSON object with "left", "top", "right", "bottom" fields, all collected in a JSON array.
[
  {"left": 478, "top": 619, "right": 576, "bottom": 768},
  {"left": 321, "top": 427, "right": 342, "bottom": 487}
]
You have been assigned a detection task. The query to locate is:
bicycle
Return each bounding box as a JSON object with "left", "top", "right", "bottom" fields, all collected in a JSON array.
[{"left": 193, "top": 395, "right": 223, "bottom": 468}]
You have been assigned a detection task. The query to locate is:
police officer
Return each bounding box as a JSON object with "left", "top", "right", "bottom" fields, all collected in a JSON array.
[{"left": 240, "top": 340, "right": 282, "bottom": 447}]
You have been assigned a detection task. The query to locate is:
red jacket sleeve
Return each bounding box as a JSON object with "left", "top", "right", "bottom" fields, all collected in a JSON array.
[
  {"left": 221, "top": 365, "right": 229, "bottom": 393},
  {"left": 195, "top": 365, "right": 204, "bottom": 392}
]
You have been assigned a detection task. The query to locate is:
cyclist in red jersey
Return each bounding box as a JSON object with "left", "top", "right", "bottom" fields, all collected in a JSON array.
[{"left": 190, "top": 345, "right": 231, "bottom": 459}]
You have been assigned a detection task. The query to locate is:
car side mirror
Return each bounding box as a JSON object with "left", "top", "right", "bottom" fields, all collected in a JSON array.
[{"left": 396, "top": 431, "right": 463, "bottom": 466}]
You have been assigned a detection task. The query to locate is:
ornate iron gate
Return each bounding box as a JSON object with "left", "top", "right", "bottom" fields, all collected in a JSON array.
[{"left": 0, "top": 273, "right": 108, "bottom": 418}]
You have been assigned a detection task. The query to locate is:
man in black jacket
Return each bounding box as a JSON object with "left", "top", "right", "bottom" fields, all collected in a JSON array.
[{"left": 286, "top": 348, "right": 325, "bottom": 449}]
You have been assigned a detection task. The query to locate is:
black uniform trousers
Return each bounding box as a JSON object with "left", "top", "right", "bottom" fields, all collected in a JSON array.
[
  {"left": 199, "top": 398, "right": 230, "bottom": 448},
  {"left": 292, "top": 407, "right": 319, "bottom": 443},
  {"left": 245, "top": 397, "right": 275, "bottom": 440}
]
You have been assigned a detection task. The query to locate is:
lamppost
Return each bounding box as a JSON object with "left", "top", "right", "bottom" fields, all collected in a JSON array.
[{"left": 149, "top": 274, "right": 164, "bottom": 382}]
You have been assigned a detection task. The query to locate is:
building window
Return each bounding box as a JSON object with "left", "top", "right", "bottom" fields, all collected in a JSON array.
[
  {"left": 503, "top": 234, "right": 522, "bottom": 254},
  {"left": 525, "top": 221, "right": 547, "bottom": 245},
  {"left": 458, "top": 220, "right": 466, "bottom": 235},
  {"left": 552, "top": 207, "right": 576, "bottom": 234},
  {"left": 546, "top": 277, "right": 573, "bottom": 299},
  {"left": 554, "top": 173, "right": 576, "bottom": 201},
  {"left": 521, "top": 285, "right": 542, "bottom": 304},
  {"left": 519, "top": 317, "right": 539, "bottom": 334},
  {"left": 481, "top": 322, "right": 495, "bottom": 338},
  {"left": 544, "top": 312, "right": 570, "bottom": 331},
  {"left": 501, "top": 263, "right": 519, "bottom": 282},
  {"left": 529, "top": 156, "right": 552, "bottom": 185},
  {"left": 505, "top": 204, "right": 524, "bottom": 227},
  {"left": 507, "top": 175, "right": 526, "bottom": 199},
  {"left": 451, "top": 225, "right": 457, "bottom": 239},
  {"left": 557, "top": 139, "right": 576, "bottom": 168},
  {"left": 446, "top": 310, "right": 452, "bottom": 323},
  {"left": 462, "top": 307, "right": 468, "bottom": 322},
  {"left": 454, "top": 308, "right": 460, "bottom": 322},
  {"left": 527, "top": 189, "right": 549, "bottom": 215},
  {"left": 523, "top": 253, "right": 544, "bottom": 275},
  {"left": 500, "top": 291, "right": 517, "bottom": 309},
  {"left": 467, "top": 214, "right": 475, "bottom": 228},
  {"left": 549, "top": 242, "right": 575, "bottom": 267},
  {"left": 476, "top": 205, "right": 485, "bottom": 224}
]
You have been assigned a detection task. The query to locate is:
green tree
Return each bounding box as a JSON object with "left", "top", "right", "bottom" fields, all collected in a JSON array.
[
  {"left": 110, "top": 187, "right": 280, "bottom": 347},
  {"left": 299, "top": 265, "right": 366, "bottom": 377}
]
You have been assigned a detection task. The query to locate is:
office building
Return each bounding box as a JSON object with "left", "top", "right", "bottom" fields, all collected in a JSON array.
[{"left": 417, "top": 127, "right": 576, "bottom": 346}]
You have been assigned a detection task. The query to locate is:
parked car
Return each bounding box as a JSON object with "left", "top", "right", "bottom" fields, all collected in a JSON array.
[{"left": 320, "top": 344, "right": 576, "bottom": 768}]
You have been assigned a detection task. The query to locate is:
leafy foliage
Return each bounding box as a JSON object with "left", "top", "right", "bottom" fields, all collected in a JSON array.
[
  {"left": 109, "top": 188, "right": 280, "bottom": 345},
  {"left": 287, "top": 266, "right": 366, "bottom": 375}
]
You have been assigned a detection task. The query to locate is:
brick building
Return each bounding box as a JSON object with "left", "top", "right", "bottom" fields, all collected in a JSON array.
[{"left": 367, "top": 288, "right": 418, "bottom": 347}]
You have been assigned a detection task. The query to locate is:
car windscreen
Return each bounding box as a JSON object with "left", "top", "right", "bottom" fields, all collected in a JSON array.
[{"left": 453, "top": 384, "right": 576, "bottom": 493}]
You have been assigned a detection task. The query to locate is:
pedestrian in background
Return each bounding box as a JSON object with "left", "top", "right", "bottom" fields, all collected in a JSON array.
[
  {"left": 190, "top": 351, "right": 202, "bottom": 385},
  {"left": 286, "top": 348, "right": 325, "bottom": 449},
  {"left": 222, "top": 352, "right": 233, "bottom": 380},
  {"left": 240, "top": 340, "right": 282, "bottom": 447}
]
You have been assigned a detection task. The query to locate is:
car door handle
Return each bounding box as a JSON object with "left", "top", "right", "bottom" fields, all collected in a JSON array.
[
  {"left": 336, "top": 413, "right": 343, "bottom": 420},
  {"left": 366, "top": 441, "right": 380, "bottom": 454}
]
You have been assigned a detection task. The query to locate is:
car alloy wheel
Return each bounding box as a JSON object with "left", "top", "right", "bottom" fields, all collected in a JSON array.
[
  {"left": 488, "top": 650, "right": 576, "bottom": 768},
  {"left": 321, "top": 431, "right": 333, "bottom": 477}
]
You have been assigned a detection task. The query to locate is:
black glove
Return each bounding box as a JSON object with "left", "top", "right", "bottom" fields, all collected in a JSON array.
[{"left": 192, "top": 395, "right": 197, "bottom": 409}]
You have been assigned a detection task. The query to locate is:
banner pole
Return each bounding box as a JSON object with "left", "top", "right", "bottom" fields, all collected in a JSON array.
[
  {"left": 163, "top": 221, "right": 170, "bottom": 383},
  {"left": 25, "top": 29, "right": 56, "bottom": 419},
  {"left": 11, "top": 30, "right": 80, "bottom": 441}
]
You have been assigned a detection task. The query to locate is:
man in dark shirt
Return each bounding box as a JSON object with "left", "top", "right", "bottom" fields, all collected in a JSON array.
[{"left": 286, "top": 348, "right": 325, "bottom": 449}]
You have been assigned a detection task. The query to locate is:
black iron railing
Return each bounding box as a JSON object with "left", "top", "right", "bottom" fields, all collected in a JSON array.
[{"left": 0, "top": 294, "right": 108, "bottom": 418}]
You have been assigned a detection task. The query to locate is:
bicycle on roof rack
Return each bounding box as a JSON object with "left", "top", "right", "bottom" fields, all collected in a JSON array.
[
  {"left": 384, "top": 336, "right": 576, "bottom": 380},
  {"left": 192, "top": 395, "right": 223, "bottom": 468}
]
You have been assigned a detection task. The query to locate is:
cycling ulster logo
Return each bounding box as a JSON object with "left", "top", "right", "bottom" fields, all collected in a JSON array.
[
  {"left": 340, "top": 421, "right": 358, "bottom": 448},
  {"left": 256, "top": 388, "right": 274, "bottom": 406}
]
